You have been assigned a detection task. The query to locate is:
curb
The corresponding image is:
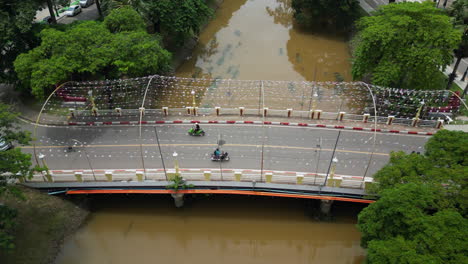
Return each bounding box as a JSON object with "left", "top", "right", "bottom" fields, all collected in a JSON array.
[{"left": 67, "top": 120, "right": 434, "bottom": 136}]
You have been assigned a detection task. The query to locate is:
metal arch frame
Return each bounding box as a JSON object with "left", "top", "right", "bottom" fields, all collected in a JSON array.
[
  {"left": 33, "top": 81, "right": 74, "bottom": 166},
  {"left": 138, "top": 75, "right": 158, "bottom": 180},
  {"left": 359, "top": 82, "right": 379, "bottom": 184}
]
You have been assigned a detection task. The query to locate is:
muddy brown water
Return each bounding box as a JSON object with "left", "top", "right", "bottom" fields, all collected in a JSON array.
[
  {"left": 156, "top": 0, "right": 353, "bottom": 109},
  {"left": 55, "top": 196, "right": 365, "bottom": 264}
]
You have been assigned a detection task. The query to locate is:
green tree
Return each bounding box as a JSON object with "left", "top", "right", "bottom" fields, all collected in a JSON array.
[
  {"left": 0, "top": 0, "right": 45, "bottom": 83},
  {"left": 359, "top": 130, "right": 468, "bottom": 263},
  {"left": 14, "top": 8, "right": 171, "bottom": 99},
  {"left": 446, "top": 0, "right": 468, "bottom": 90},
  {"left": 291, "top": 0, "right": 362, "bottom": 31},
  {"left": 351, "top": 2, "right": 462, "bottom": 90},
  {"left": 144, "top": 0, "right": 213, "bottom": 46},
  {"left": 0, "top": 103, "right": 36, "bottom": 250},
  {"left": 103, "top": 6, "right": 146, "bottom": 33}
]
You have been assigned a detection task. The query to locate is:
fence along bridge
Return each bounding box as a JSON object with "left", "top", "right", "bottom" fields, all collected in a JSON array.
[{"left": 23, "top": 168, "right": 374, "bottom": 212}]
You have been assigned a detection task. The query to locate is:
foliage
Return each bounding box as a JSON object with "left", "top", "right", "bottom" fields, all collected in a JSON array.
[
  {"left": 448, "top": 0, "right": 468, "bottom": 26},
  {"left": 359, "top": 130, "right": 468, "bottom": 263},
  {"left": 101, "top": 0, "right": 214, "bottom": 46},
  {"left": 291, "top": 0, "right": 362, "bottom": 31},
  {"left": 166, "top": 175, "right": 194, "bottom": 191},
  {"left": 144, "top": 0, "right": 213, "bottom": 46},
  {"left": 14, "top": 9, "right": 172, "bottom": 99},
  {"left": 103, "top": 6, "right": 146, "bottom": 33},
  {"left": 0, "top": 205, "right": 17, "bottom": 250},
  {"left": 0, "top": 103, "right": 38, "bottom": 251},
  {"left": 351, "top": 2, "right": 462, "bottom": 90},
  {"left": 0, "top": 0, "right": 45, "bottom": 83}
]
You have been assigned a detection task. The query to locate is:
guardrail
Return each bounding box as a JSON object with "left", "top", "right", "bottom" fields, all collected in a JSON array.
[
  {"left": 65, "top": 107, "right": 441, "bottom": 128},
  {"left": 28, "top": 168, "right": 373, "bottom": 190}
]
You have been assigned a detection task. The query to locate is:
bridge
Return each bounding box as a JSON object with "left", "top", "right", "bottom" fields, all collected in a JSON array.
[{"left": 20, "top": 75, "right": 448, "bottom": 211}]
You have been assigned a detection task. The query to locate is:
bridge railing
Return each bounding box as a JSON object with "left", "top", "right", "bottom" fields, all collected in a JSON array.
[
  {"left": 63, "top": 107, "right": 440, "bottom": 128},
  {"left": 27, "top": 168, "right": 373, "bottom": 190}
]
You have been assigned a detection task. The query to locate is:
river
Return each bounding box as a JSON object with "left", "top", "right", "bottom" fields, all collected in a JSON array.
[
  {"left": 55, "top": 196, "right": 365, "bottom": 264},
  {"left": 55, "top": 1, "right": 363, "bottom": 263},
  {"left": 177, "top": 0, "right": 352, "bottom": 82}
]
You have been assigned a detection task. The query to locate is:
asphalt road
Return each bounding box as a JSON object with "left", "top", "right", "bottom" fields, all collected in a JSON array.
[
  {"left": 58, "top": 3, "right": 99, "bottom": 24},
  {"left": 21, "top": 123, "right": 430, "bottom": 177}
]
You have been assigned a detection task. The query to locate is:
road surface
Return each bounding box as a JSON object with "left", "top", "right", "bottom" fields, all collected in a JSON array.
[{"left": 21, "top": 123, "right": 430, "bottom": 177}]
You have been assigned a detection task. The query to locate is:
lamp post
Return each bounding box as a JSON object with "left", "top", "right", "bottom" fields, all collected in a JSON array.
[
  {"left": 72, "top": 139, "right": 96, "bottom": 181},
  {"left": 173, "top": 151, "right": 179, "bottom": 176},
  {"left": 191, "top": 90, "right": 196, "bottom": 107},
  {"left": 313, "top": 137, "right": 322, "bottom": 185}
]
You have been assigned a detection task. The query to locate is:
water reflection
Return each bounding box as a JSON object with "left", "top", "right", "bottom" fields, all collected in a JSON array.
[
  {"left": 177, "top": 0, "right": 351, "bottom": 82},
  {"left": 55, "top": 196, "right": 365, "bottom": 264}
]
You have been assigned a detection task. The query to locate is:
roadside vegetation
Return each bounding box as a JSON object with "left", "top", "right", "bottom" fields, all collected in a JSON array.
[
  {"left": 14, "top": 7, "right": 171, "bottom": 99},
  {"left": 358, "top": 130, "right": 468, "bottom": 263}
]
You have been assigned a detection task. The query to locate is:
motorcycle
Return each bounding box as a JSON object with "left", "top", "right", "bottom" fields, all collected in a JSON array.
[
  {"left": 211, "top": 152, "right": 230, "bottom": 161},
  {"left": 188, "top": 126, "right": 205, "bottom": 136}
]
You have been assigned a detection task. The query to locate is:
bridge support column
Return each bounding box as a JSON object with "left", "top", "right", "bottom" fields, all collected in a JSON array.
[
  {"left": 363, "top": 113, "right": 370, "bottom": 123},
  {"left": 411, "top": 117, "right": 419, "bottom": 127},
  {"left": 296, "top": 174, "right": 304, "bottom": 184},
  {"left": 234, "top": 170, "right": 242, "bottom": 181},
  {"left": 387, "top": 115, "right": 395, "bottom": 125},
  {"left": 239, "top": 107, "right": 245, "bottom": 116},
  {"left": 265, "top": 172, "right": 273, "bottom": 183},
  {"left": 320, "top": 199, "right": 334, "bottom": 216},
  {"left": 338, "top": 112, "right": 346, "bottom": 121},
  {"left": 69, "top": 108, "right": 75, "bottom": 118},
  {"left": 204, "top": 170, "right": 211, "bottom": 181},
  {"left": 75, "top": 171, "right": 83, "bottom": 182},
  {"left": 171, "top": 193, "right": 185, "bottom": 208},
  {"left": 136, "top": 171, "right": 144, "bottom": 182},
  {"left": 105, "top": 171, "right": 113, "bottom": 182},
  {"left": 315, "top": 110, "right": 322, "bottom": 120},
  {"left": 435, "top": 118, "right": 443, "bottom": 129}
]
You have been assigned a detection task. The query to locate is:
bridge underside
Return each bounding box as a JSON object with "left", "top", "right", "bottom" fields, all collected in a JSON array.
[{"left": 23, "top": 181, "right": 375, "bottom": 204}]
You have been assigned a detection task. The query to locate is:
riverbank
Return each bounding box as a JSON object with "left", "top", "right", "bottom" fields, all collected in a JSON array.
[
  {"left": 170, "top": 0, "right": 224, "bottom": 72},
  {"left": 0, "top": 187, "right": 89, "bottom": 264}
]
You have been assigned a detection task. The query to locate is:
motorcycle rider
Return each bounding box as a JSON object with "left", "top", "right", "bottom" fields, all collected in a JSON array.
[
  {"left": 193, "top": 123, "right": 201, "bottom": 133},
  {"left": 214, "top": 148, "right": 221, "bottom": 158}
]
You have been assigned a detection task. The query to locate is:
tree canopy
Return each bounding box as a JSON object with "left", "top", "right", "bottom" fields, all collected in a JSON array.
[
  {"left": 358, "top": 130, "right": 468, "bottom": 263},
  {"left": 291, "top": 0, "right": 362, "bottom": 32},
  {"left": 0, "top": 103, "right": 36, "bottom": 250},
  {"left": 101, "top": 0, "right": 213, "bottom": 46},
  {"left": 0, "top": 0, "right": 45, "bottom": 83},
  {"left": 351, "top": 2, "right": 462, "bottom": 90},
  {"left": 14, "top": 8, "right": 171, "bottom": 99}
]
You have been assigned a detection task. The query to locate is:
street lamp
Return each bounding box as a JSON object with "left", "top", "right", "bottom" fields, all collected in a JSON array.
[
  {"left": 191, "top": 90, "right": 196, "bottom": 107},
  {"left": 72, "top": 139, "right": 97, "bottom": 181},
  {"left": 173, "top": 151, "right": 179, "bottom": 176}
]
